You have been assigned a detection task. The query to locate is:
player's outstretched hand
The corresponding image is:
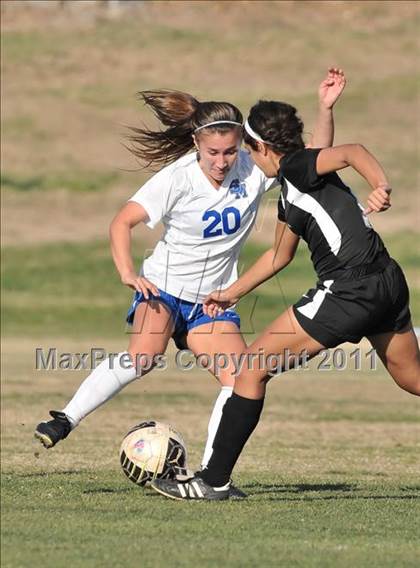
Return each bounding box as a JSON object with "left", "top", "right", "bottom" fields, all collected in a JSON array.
[
  {"left": 121, "top": 272, "right": 160, "bottom": 298},
  {"left": 203, "top": 290, "right": 239, "bottom": 318},
  {"left": 364, "top": 183, "right": 392, "bottom": 215},
  {"left": 318, "top": 67, "right": 346, "bottom": 110}
]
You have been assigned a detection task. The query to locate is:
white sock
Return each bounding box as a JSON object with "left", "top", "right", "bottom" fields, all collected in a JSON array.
[
  {"left": 201, "top": 386, "right": 233, "bottom": 469},
  {"left": 62, "top": 352, "right": 137, "bottom": 427}
]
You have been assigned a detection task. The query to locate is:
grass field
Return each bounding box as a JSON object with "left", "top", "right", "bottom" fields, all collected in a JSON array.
[
  {"left": 2, "top": 339, "right": 420, "bottom": 568},
  {"left": 2, "top": 235, "right": 420, "bottom": 567},
  {"left": 2, "top": 2, "right": 420, "bottom": 567}
]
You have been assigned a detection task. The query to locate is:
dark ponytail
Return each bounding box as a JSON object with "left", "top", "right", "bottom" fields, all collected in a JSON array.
[
  {"left": 128, "top": 90, "right": 243, "bottom": 170},
  {"left": 244, "top": 101, "right": 305, "bottom": 155}
]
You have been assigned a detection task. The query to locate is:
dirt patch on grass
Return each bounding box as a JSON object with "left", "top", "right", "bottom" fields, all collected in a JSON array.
[
  {"left": 1, "top": 184, "right": 161, "bottom": 247},
  {"left": 1, "top": 1, "right": 418, "bottom": 245}
]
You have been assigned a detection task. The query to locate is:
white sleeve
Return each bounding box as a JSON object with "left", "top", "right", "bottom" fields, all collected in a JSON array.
[{"left": 128, "top": 165, "right": 182, "bottom": 229}]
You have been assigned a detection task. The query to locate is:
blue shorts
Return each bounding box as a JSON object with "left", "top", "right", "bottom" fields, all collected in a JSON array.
[{"left": 126, "top": 288, "right": 241, "bottom": 350}]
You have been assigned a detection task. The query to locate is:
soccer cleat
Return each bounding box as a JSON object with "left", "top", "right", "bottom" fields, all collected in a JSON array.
[
  {"left": 151, "top": 475, "right": 230, "bottom": 501},
  {"left": 34, "top": 411, "right": 72, "bottom": 448},
  {"left": 229, "top": 484, "right": 247, "bottom": 500},
  {"left": 197, "top": 467, "right": 247, "bottom": 499}
]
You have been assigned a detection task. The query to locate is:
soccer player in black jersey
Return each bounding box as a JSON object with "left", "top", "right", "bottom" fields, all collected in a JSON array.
[{"left": 151, "top": 98, "right": 420, "bottom": 501}]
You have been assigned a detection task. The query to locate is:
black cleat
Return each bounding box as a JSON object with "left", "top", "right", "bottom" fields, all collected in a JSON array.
[
  {"left": 229, "top": 484, "right": 247, "bottom": 500},
  {"left": 34, "top": 411, "right": 72, "bottom": 448},
  {"left": 197, "top": 467, "right": 247, "bottom": 500},
  {"left": 151, "top": 475, "right": 230, "bottom": 501}
]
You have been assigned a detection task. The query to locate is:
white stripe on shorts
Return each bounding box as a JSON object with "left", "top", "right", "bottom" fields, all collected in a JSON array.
[{"left": 297, "top": 280, "right": 334, "bottom": 320}]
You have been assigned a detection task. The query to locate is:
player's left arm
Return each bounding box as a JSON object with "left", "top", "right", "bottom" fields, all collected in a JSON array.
[
  {"left": 316, "top": 144, "right": 392, "bottom": 214},
  {"left": 310, "top": 68, "right": 346, "bottom": 148}
]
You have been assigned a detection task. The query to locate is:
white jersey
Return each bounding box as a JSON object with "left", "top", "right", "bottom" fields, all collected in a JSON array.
[{"left": 129, "top": 150, "right": 275, "bottom": 303}]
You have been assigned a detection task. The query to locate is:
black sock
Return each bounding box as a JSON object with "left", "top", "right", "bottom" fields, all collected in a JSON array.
[{"left": 199, "top": 392, "right": 264, "bottom": 487}]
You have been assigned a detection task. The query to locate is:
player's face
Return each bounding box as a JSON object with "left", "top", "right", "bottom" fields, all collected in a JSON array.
[{"left": 196, "top": 130, "right": 241, "bottom": 184}]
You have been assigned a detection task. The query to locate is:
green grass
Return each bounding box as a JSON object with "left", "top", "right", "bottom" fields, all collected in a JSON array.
[
  {"left": 2, "top": 472, "right": 420, "bottom": 568},
  {"left": 0, "top": 238, "right": 312, "bottom": 338},
  {"left": 2, "top": 233, "right": 419, "bottom": 339},
  {"left": 2, "top": 348, "right": 420, "bottom": 568},
  {"left": 1, "top": 171, "right": 119, "bottom": 192}
]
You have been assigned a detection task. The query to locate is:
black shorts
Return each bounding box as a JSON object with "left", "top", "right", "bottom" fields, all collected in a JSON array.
[{"left": 293, "top": 258, "right": 411, "bottom": 348}]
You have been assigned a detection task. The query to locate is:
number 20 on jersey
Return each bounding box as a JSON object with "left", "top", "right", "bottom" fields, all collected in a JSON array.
[{"left": 202, "top": 207, "right": 241, "bottom": 238}]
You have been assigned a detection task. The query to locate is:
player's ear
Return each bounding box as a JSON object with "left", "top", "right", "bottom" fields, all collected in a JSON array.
[{"left": 260, "top": 141, "right": 270, "bottom": 156}]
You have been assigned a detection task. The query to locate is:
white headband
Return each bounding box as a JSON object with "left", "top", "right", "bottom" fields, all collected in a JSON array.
[
  {"left": 194, "top": 120, "right": 242, "bottom": 133},
  {"left": 244, "top": 119, "right": 272, "bottom": 144}
]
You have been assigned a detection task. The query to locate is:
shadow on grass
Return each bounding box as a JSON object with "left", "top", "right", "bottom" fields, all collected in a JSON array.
[
  {"left": 243, "top": 482, "right": 420, "bottom": 501},
  {"left": 82, "top": 487, "right": 135, "bottom": 494},
  {"left": 243, "top": 482, "right": 355, "bottom": 494},
  {"left": 264, "top": 494, "right": 420, "bottom": 502},
  {"left": 14, "top": 470, "right": 84, "bottom": 478}
]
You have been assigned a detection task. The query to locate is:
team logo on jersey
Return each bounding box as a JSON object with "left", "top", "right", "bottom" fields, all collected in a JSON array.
[{"left": 228, "top": 179, "right": 248, "bottom": 199}]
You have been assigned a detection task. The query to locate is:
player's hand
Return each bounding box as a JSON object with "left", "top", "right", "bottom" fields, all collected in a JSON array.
[
  {"left": 364, "top": 183, "right": 392, "bottom": 215},
  {"left": 318, "top": 68, "right": 346, "bottom": 110},
  {"left": 203, "top": 290, "right": 239, "bottom": 318},
  {"left": 120, "top": 272, "right": 160, "bottom": 298}
]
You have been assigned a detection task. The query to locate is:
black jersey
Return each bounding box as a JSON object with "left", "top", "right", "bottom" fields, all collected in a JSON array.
[{"left": 277, "top": 148, "right": 386, "bottom": 279}]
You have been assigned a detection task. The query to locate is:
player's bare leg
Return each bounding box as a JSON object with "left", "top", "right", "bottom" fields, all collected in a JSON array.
[
  {"left": 186, "top": 320, "right": 246, "bottom": 387},
  {"left": 234, "top": 307, "right": 325, "bottom": 399},
  {"left": 127, "top": 300, "right": 174, "bottom": 372},
  {"left": 368, "top": 324, "right": 420, "bottom": 396}
]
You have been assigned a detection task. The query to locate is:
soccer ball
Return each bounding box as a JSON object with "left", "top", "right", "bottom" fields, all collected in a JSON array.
[{"left": 120, "top": 420, "right": 187, "bottom": 486}]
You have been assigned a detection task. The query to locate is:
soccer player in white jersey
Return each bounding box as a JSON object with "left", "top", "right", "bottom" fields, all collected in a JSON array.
[{"left": 35, "top": 70, "right": 346, "bottom": 487}]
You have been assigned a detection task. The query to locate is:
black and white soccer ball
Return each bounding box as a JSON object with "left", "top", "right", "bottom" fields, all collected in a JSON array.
[{"left": 120, "top": 420, "right": 188, "bottom": 486}]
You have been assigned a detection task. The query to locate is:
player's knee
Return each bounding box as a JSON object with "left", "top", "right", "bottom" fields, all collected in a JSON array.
[
  {"left": 217, "top": 366, "right": 236, "bottom": 387},
  {"left": 236, "top": 373, "right": 271, "bottom": 391}
]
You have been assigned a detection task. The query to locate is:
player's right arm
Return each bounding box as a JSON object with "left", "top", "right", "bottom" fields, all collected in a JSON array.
[
  {"left": 203, "top": 222, "right": 299, "bottom": 317},
  {"left": 109, "top": 202, "right": 160, "bottom": 298}
]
